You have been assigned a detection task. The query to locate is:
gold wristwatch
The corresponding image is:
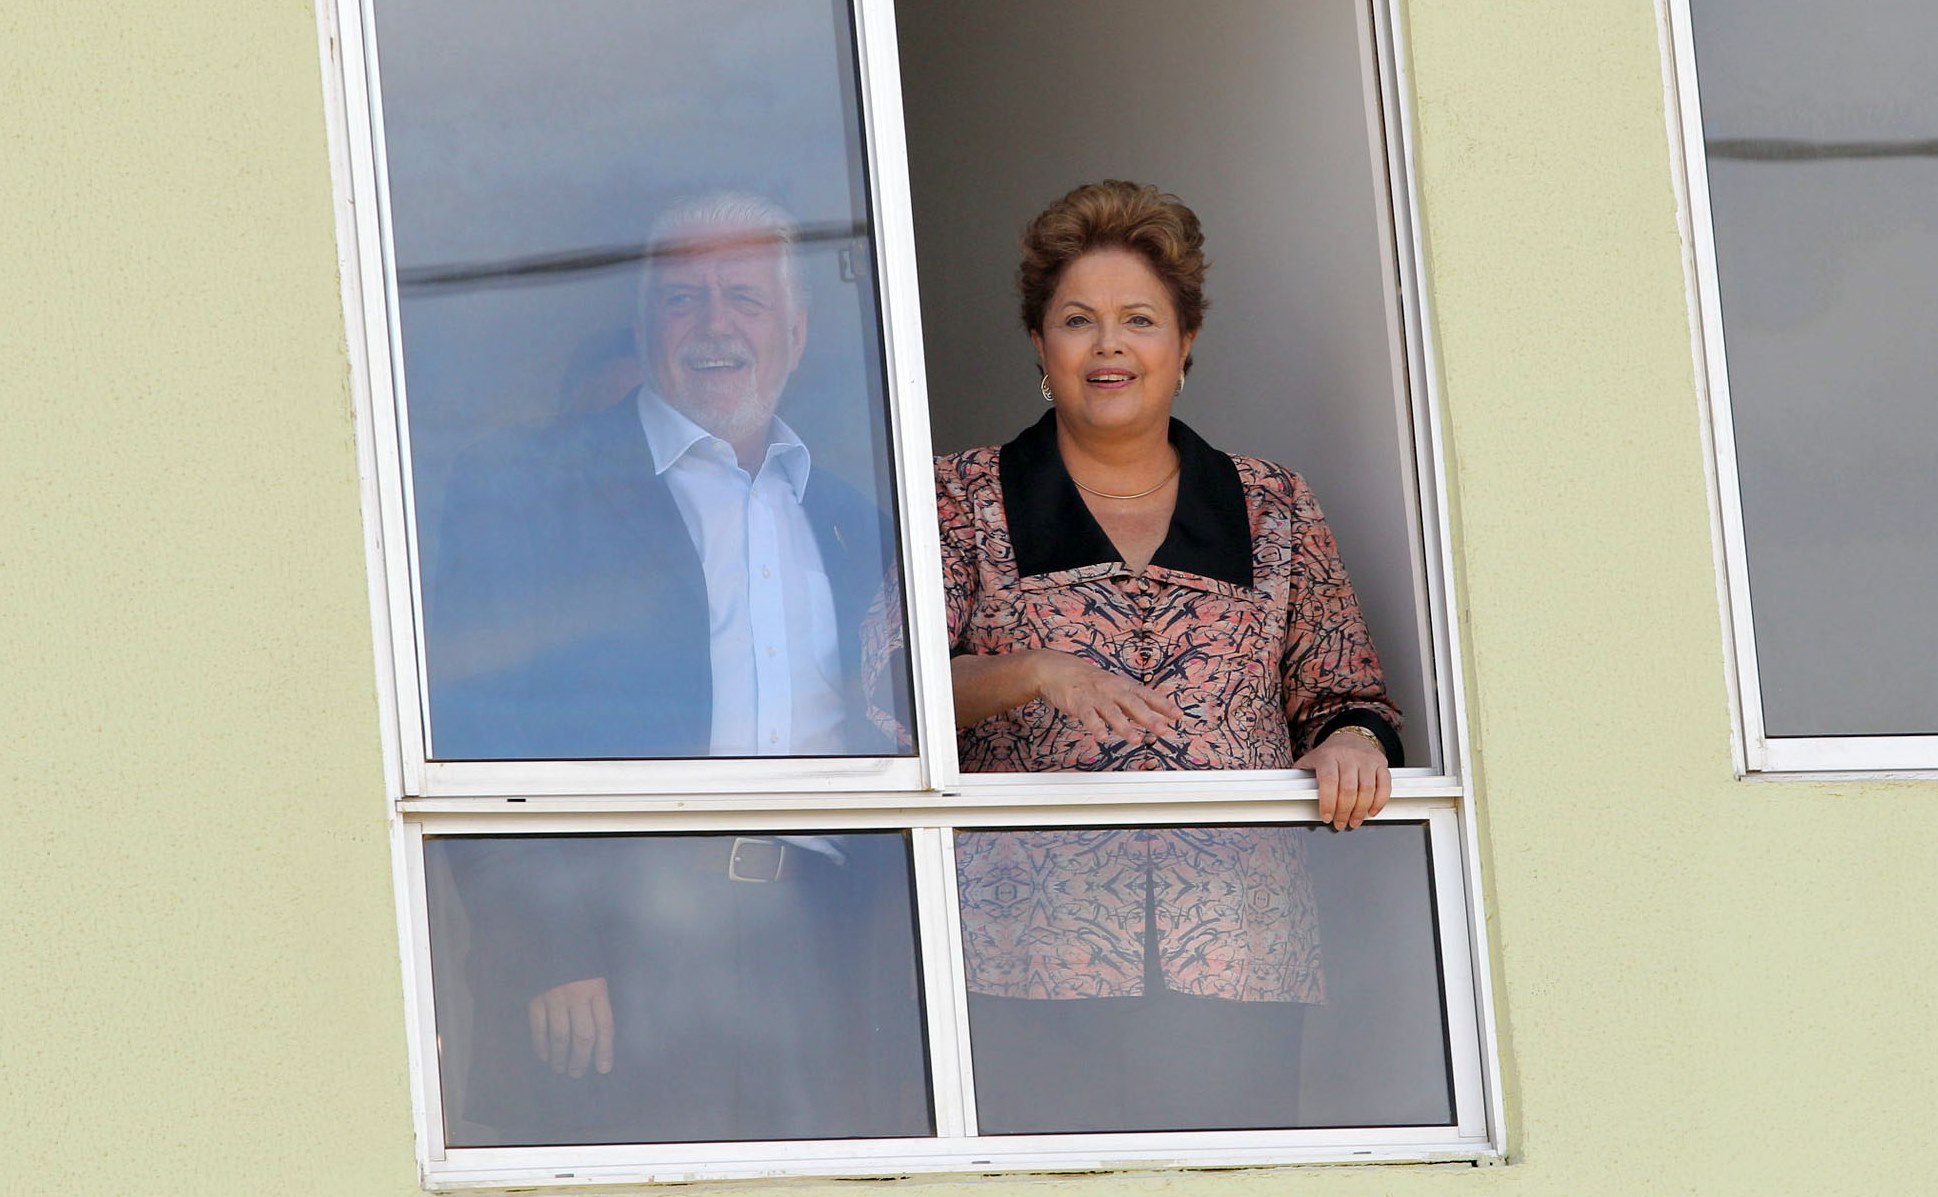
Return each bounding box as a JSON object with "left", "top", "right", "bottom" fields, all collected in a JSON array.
[{"left": 1328, "top": 723, "right": 1384, "bottom": 753}]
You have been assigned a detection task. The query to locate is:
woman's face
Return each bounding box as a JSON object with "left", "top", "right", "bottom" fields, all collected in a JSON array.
[{"left": 1033, "top": 247, "right": 1197, "bottom": 444}]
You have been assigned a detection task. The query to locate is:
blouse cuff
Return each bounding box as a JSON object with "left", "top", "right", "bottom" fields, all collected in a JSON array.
[{"left": 1316, "top": 710, "right": 1404, "bottom": 768}]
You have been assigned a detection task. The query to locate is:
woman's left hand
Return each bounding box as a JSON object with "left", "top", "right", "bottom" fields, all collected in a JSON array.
[{"left": 1293, "top": 730, "right": 1391, "bottom": 831}]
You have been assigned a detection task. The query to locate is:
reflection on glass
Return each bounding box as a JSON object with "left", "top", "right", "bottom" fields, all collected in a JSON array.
[
  {"left": 1689, "top": 0, "right": 1938, "bottom": 735},
  {"left": 426, "top": 833, "right": 931, "bottom": 1146},
  {"left": 957, "top": 824, "right": 1452, "bottom": 1133},
  {"left": 372, "top": 0, "right": 914, "bottom": 759}
]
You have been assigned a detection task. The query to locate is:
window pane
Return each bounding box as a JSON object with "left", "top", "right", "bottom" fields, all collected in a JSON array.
[
  {"left": 956, "top": 823, "right": 1452, "bottom": 1133},
  {"left": 425, "top": 832, "right": 931, "bottom": 1145},
  {"left": 1689, "top": 0, "right": 1938, "bottom": 736},
  {"left": 372, "top": 0, "right": 915, "bottom": 760}
]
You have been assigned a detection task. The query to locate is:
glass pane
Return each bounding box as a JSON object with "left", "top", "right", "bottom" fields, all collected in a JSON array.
[
  {"left": 425, "top": 832, "right": 931, "bottom": 1145},
  {"left": 372, "top": 0, "right": 915, "bottom": 760},
  {"left": 956, "top": 823, "right": 1452, "bottom": 1133},
  {"left": 1689, "top": 0, "right": 1938, "bottom": 735}
]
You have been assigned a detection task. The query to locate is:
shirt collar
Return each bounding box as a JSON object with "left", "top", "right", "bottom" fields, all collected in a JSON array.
[
  {"left": 998, "top": 410, "right": 1253, "bottom": 588},
  {"left": 635, "top": 387, "right": 812, "bottom": 501}
]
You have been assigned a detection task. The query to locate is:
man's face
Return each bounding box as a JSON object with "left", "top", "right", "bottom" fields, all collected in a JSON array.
[{"left": 639, "top": 231, "right": 807, "bottom": 453}]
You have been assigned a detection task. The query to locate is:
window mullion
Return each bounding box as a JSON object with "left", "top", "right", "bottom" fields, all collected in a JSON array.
[{"left": 910, "top": 825, "right": 978, "bottom": 1137}]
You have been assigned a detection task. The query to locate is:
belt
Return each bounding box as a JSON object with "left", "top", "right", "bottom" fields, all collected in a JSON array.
[{"left": 687, "top": 836, "right": 802, "bottom": 884}]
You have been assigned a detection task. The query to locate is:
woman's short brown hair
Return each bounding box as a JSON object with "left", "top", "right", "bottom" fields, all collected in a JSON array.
[{"left": 1018, "top": 180, "right": 1208, "bottom": 347}]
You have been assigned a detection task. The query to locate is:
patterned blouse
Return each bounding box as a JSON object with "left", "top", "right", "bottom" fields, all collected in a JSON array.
[{"left": 941, "top": 413, "right": 1401, "bottom": 1004}]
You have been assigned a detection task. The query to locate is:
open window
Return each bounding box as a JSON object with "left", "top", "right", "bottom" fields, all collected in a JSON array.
[{"left": 320, "top": 0, "right": 1498, "bottom": 1185}]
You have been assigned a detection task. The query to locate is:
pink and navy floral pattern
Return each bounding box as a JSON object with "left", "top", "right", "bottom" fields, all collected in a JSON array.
[
  {"left": 940, "top": 414, "right": 1401, "bottom": 1003},
  {"left": 955, "top": 824, "right": 1326, "bottom": 1003}
]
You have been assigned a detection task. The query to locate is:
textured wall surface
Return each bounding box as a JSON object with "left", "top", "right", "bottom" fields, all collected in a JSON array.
[
  {"left": 0, "top": 2, "right": 414, "bottom": 1192},
  {"left": 4, "top": 1, "right": 1934, "bottom": 1195}
]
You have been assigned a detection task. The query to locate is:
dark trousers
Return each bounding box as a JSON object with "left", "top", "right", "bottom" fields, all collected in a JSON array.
[{"left": 968, "top": 990, "right": 1307, "bottom": 1134}]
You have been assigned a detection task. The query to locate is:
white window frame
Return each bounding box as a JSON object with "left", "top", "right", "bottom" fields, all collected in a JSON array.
[
  {"left": 316, "top": 0, "right": 1504, "bottom": 1185},
  {"left": 1663, "top": 0, "right": 1938, "bottom": 778}
]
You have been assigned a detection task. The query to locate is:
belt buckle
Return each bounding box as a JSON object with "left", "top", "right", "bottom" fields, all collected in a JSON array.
[{"left": 728, "top": 836, "right": 786, "bottom": 883}]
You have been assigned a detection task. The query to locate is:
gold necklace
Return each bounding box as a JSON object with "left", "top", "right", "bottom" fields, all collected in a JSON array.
[{"left": 1070, "top": 456, "right": 1180, "bottom": 501}]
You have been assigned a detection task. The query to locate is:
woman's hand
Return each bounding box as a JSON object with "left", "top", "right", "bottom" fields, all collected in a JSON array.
[
  {"left": 952, "top": 650, "right": 1181, "bottom": 739},
  {"left": 1294, "top": 728, "right": 1391, "bottom": 831},
  {"left": 1032, "top": 650, "right": 1182, "bottom": 741}
]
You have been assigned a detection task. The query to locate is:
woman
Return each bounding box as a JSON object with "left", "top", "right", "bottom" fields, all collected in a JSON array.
[{"left": 939, "top": 180, "right": 1402, "bottom": 1133}]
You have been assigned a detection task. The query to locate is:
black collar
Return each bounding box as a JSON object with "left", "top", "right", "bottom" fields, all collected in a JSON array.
[{"left": 998, "top": 411, "right": 1253, "bottom": 588}]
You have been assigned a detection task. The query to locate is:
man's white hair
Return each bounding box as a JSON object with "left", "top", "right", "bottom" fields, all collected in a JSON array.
[{"left": 639, "top": 191, "right": 807, "bottom": 312}]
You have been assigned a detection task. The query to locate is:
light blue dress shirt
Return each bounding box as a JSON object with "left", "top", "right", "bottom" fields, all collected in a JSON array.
[{"left": 636, "top": 390, "right": 846, "bottom": 758}]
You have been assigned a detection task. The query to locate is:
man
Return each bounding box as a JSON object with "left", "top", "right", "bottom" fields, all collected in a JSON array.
[
  {"left": 428, "top": 195, "right": 925, "bottom": 1146},
  {"left": 426, "top": 192, "right": 906, "bottom": 760}
]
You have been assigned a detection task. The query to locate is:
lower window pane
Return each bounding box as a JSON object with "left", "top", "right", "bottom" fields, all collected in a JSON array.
[
  {"left": 956, "top": 823, "right": 1453, "bottom": 1133},
  {"left": 425, "top": 832, "right": 932, "bottom": 1145}
]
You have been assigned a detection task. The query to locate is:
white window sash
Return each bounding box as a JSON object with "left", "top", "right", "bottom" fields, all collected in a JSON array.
[
  {"left": 330, "top": 0, "right": 955, "bottom": 798},
  {"left": 395, "top": 768, "right": 1457, "bottom": 816}
]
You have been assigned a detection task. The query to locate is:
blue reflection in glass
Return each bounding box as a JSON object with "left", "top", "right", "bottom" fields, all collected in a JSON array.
[{"left": 372, "top": 0, "right": 912, "bottom": 759}]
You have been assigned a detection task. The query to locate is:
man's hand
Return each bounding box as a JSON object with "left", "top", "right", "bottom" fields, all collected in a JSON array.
[
  {"left": 529, "top": 976, "right": 614, "bottom": 1078},
  {"left": 1294, "top": 729, "right": 1391, "bottom": 831}
]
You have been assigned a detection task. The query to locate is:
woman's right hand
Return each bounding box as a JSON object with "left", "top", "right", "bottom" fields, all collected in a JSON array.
[
  {"left": 1033, "top": 650, "right": 1182, "bottom": 741},
  {"left": 953, "top": 650, "right": 1182, "bottom": 739}
]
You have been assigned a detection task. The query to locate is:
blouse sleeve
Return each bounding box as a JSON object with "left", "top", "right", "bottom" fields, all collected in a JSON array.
[
  {"left": 857, "top": 456, "right": 985, "bottom": 748},
  {"left": 858, "top": 562, "right": 913, "bottom": 751},
  {"left": 1278, "top": 472, "right": 1404, "bottom": 762},
  {"left": 934, "top": 455, "right": 981, "bottom": 652}
]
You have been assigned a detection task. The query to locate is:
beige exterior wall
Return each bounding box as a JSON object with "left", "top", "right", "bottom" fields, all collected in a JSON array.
[{"left": 4, "top": 2, "right": 1932, "bottom": 1194}]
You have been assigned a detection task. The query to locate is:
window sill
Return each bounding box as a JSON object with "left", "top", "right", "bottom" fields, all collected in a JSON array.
[{"left": 422, "top": 1135, "right": 1500, "bottom": 1190}]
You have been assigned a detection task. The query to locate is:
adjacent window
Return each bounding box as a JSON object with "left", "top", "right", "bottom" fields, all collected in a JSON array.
[
  {"left": 1674, "top": 0, "right": 1938, "bottom": 772},
  {"left": 325, "top": 0, "right": 1495, "bottom": 1185}
]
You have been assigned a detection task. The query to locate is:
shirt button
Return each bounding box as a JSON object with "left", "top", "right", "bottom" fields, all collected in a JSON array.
[
  {"left": 766, "top": 645, "right": 778, "bottom": 658},
  {"left": 769, "top": 731, "right": 779, "bottom": 745},
  {"left": 761, "top": 566, "right": 772, "bottom": 579}
]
